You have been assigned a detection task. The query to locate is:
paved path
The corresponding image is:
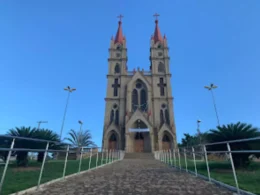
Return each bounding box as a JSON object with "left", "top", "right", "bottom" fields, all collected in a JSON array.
[{"left": 27, "top": 159, "right": 234, "bottom": 195}]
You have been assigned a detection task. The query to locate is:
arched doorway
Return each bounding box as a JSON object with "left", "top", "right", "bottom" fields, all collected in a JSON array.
[
  {"left": 162, "top": 132, "right": 173, "bottom": 150},
  {"left": 129, "top": 119, "right": 151, "bottom": 153},
  {"left": 135, "top": 132, "right": 144, "bottom": 152},
  {"left": 108, "top": 132, "right": 118, "bottom": 150}
]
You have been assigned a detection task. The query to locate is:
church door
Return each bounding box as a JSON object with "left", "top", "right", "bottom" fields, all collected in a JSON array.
[
  {"left": 162, "top": 134, "right": 171, "bottom": 150},
  {"left": 108, "top": 133, "right": 117, "bottom": 150},
  {"left": 135, "top": 132, "right": 144, "bottom": 152}
]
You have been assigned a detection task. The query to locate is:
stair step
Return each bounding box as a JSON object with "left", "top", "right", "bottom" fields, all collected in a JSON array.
[{"left": 124, "top": 153, "right": 154, "bottom": 159}]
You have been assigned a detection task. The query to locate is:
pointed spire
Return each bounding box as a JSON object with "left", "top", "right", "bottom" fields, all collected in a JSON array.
[
  {"left": 153, "top": 13, "right": 163, "bottom": 43},
  {"left": 114, "top": 14, "right": 124, "bottom": 44}
]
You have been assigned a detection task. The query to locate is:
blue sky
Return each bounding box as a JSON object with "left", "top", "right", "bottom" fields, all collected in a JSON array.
[{"left": 0, "top": 0, "right": 260, "bottom": 147}]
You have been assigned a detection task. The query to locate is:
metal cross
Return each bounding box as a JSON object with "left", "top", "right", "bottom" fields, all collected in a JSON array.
[
  {"left": 117, "top": 14, "right": 123, "bottom": 22},
  {"left": 153, "top": 13, "right": 160, "bottom": 20}
]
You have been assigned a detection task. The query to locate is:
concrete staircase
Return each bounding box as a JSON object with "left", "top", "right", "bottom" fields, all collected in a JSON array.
[{"left": 124, "top": 153, "right": 154, "bottom": 160}]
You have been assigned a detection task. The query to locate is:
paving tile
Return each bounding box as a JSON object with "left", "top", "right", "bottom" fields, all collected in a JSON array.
[{"left": 26, "top": 159, "right": 234, "bottom": 195}]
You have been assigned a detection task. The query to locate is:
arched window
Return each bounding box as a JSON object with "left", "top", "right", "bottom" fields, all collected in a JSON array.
[
  {"left": 140, "top": 89, "right": 147, "bottom": 111},
  {"left": 165, "top": 109, "right": 170, "bottom": 125},
  {"left": 115, "top": 110, "right": 119, "bottom": 125},
  {"left": 132, "top": 79, "right": 148, "bottom": 112},
  {"left": 160, "top": 104, "right": 170, "bottom": 126},
  {"left": 158, "top": 62, "right": 165, "bottom": 73},
  {"left": 114, "top": 64, "right": 120, "bottom": 73},
  {"left": 110, "top": 110, "right": 114, "bottom": 124},
  {"left": 116, "top": 45, "right": 122, "bottom": 50},
  {"left": 160, "top": 110, "right": 164, "bottom": 126},
  {"left": 132, "top": 89, "right": 138, "bottom": 111}
]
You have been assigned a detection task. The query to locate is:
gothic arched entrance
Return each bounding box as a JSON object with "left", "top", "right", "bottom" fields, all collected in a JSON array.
[
  {"left": 108, "top": 131, "right": 118, "bottom": 150},
  {"left": 129, "top": 119, "right": 152, "bottom": 153},
  {"left": 162, "top": 131, "right": 173, "bottom": 150}
]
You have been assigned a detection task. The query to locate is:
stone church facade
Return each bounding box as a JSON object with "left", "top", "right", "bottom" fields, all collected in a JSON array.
[{"left": 102, "top": 14, "right": 177, "bottom": 153}]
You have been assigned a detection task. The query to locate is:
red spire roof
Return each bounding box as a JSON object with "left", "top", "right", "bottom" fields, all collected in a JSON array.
[
  {"left": 114, "top": 14, "right": 124, "bottom": 44},
  {"left": 152, "top": 13, "right": 163, "bottom": 43}
]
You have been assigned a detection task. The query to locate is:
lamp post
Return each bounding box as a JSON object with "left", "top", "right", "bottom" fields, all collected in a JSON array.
[
  {"left": 197, "top": 119, "right": 202, "bottom": 145},
  {"left": 37, "top": 121, "right": 48, "bottom": 130},
  {"left": 78, "top": 120, "right": 83, "bottom": 133},
  {"left": 197, "top": 119, "right": 204, "bottom": 160},
  {"left": 204, "top": 83, "right": 220, "bottom": 126},
  {"left": 60, "top": 86, "right": 76, "bottom": 140}
]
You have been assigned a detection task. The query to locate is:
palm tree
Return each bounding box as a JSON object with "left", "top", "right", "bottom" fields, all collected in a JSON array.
[
  {"left": 0, "top": 136, "right": 9, "bottom": 162},
  {"left": 7, "top": 126, "right": 37, "bottom": 166},
  {"left": 34, "top": 129, "right": 61, "bottom": 162},
  {"left": 207, "top": 122, "right": 260, "bottom": 168},
  {"left": 65, "top": 129, "right": 96, "bottom": 159}
]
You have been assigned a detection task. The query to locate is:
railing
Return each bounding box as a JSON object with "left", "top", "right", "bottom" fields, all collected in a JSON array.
[
  {"left": 0, "top": 135, "right": 124, "bottom": 195},
  {"left": 154, "top": 137, "right": 260, "bottom": 195}
]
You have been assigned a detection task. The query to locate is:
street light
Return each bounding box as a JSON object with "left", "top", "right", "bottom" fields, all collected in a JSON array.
[
  {"left": 197, "top": 119, "right": 202, "bottom": 145},
  {"left": 78, "top": 120, "right": 83, "bottom": 133},
  {"left": 60, "top": 86, "right": 76, "bottom": 140},
  {"left": 204, "top": 83, "right": 220, "bottom": 126},
  {"left": 37, "top": 121, "right": 48, "bottom": 130}
]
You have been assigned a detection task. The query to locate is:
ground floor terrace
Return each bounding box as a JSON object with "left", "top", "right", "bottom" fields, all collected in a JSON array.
[{"left": 105, "top": 119, "right": 176, "bottom": 153}]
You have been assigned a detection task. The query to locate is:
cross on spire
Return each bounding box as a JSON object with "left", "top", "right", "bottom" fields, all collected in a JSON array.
[
  {"left": 153, "top": 13, "right": 160, "bottom": 20},
  {"left": 117, "top": 14, "right": 123, "bottom": 22}
]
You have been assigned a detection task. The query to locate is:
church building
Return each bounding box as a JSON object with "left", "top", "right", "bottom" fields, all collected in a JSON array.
[{"left": 102, "top": 14, "right": 177, "bottom": 153}]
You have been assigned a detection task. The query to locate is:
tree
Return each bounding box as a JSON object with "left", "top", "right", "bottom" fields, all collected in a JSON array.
[
  {"left": 206, "top": 122, "right": 260, "bottom": 168},
  {"left": 7, "top": 126, "right": 37, "bottom": 166},
  {"left": 180, "top": 133, "right": 197, "bottom": 147},
  {"left": 65, "top": 129, "right": 96, "bottom": 159},
  {"left": 180, "top": 133, "right": 207, "bottom": 147},
  {"left": 34, "top": 129, "right": 61, "bottom": 162},
  {"left": 0, "top": 136, "right": 9, "bottom": 162}
]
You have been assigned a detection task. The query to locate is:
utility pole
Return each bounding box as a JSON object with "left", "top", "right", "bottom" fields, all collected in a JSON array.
[{"left": 37, "top": 121, "right": 48, "bottom": 130}]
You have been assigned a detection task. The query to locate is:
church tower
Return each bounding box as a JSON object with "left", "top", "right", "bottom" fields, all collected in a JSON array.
[{"left": 102, "top": 14, "right": 177, "bottom": 153}]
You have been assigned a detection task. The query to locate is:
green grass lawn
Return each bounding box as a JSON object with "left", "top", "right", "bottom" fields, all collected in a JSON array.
[
  {"left": 166, "top": 157, "right": 260, "bottom": 195},
  {"left": 0, "top": 156, "right": 115, "bottom": 195}
]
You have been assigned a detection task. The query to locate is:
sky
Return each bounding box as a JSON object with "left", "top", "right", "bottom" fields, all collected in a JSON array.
[{"left": 0, "top": 0, "right": 260, "bottom": 147}]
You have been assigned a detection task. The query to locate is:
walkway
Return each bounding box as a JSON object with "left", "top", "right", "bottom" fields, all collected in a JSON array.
[{"left": 27, "top": 158, "right": 234, "bottom": 195}]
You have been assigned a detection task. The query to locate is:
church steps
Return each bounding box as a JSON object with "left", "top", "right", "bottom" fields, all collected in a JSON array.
[{"left": 124, "top": 152, "right": 154, "bottom": 159}]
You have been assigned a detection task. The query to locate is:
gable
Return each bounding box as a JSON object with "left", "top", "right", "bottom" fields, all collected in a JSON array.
[
  {"left": 127, "top": 71, "right": 151, "bottom": 92},
  {"left": 158, "top": 123, "right": 174, "bottom": 138},
  {"left": 126, "top": 109, "right": 152, "bottom": 129}
]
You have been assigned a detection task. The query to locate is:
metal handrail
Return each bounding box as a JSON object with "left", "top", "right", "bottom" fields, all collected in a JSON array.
[
  {"left": 155, "top": 136, "right": 260, "bottom": 195},
  {"left": 203, "top": 136, "right": 260, "bottom": 146},
  {"left": 0, "top": 134, "right": 62, "bottom": 144}
]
